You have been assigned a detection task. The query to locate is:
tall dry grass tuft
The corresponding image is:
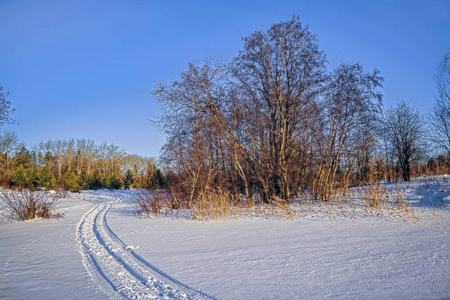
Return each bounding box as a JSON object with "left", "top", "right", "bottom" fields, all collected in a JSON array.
[
  {"left": 191, "top": 188, "right": 240, "bottom": 221},
  {"left": 357, "top": 181, "right": 388, "bottom": 209},
  {"left": 265, "top": 197, "right": 297, "bottom": 219},
  {"left": 0, "top": 190, "right": 64, "bottom": 220},
  {"left": 356, "top": 182, "right": 418, "bottom": 222}
]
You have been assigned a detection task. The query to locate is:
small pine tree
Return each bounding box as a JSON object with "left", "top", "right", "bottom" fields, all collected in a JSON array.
[
  {"left": 108, "top": 175, "right": 122, "bottom": 190},
  {"left": 62, "top": 171, "right": 81, "bottom": 192},
  {"left": 89, "top": 172, "right": 103, "bottom": 190},
  {"left": 150, "top": 169, "right": 165, "bottom": 189},
  {"left": 27, "top": 167, "right": 41, "bottom": 190},
  {"left": 15, "top": 146, "right": 33, "bottom": 169},
  {"left": 11, "top": 165, "right": 28, "bottom": 188},
  {"left": 78, "top": 170, "right": 90, "bottom": 189},
  {"left": 40, "top": 166, "right": 56, "bottom": 189},
  {"left": 123, "top": 170, "right": 134, "bottom": 189}
]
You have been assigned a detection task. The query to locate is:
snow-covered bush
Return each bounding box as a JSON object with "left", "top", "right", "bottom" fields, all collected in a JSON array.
[{"left": 0, "top": 189, "right": 63, "bottom": 220}]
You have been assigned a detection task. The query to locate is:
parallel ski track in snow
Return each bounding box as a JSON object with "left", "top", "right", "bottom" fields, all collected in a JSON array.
[{"left": 77, "top": 193, "right": 217, "bottom": 300}]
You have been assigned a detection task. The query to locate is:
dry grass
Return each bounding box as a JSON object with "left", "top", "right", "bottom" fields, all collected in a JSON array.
[
  {"left": 321, "top": 181, "right": 419, "bottom": 222},
  {"left": 362, "top": 183, "right": 417, "bottom": 221},
  {"left": 357, "top": 181, "right": 388, "bottom": 209},
  {"left": 191, "top": 189, "right": 240, "bottom": 221},
  {"left": 132, "top": 179, "right": 444, "bottom": 222},
  {"left": 190, "top": 189, "right": 306, "bottom": 221},
  {"left": 0, "top": 190, "right": 64, "bottom": 221}
]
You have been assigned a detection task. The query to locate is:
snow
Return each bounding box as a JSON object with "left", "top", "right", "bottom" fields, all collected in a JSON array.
[{"left": 1, "top": 177, "right": 449, "bottom": 299}]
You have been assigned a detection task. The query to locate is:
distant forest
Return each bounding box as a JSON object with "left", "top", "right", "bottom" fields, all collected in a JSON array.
[
  {"left": 0, "top": 134, "right": 164, "bottom": 191},
  {"left": 1, "top": 17, "right": 449, "bottom": 203}
]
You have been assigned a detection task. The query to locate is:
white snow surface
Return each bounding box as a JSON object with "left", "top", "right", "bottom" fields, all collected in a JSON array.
[{"left": 1, "top": 176, "right": 449, "bottom": 299}]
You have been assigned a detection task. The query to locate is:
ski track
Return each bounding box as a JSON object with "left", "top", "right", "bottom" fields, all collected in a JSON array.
[{"left": 76, "top": 193, "right": 217, "bottom": 300}]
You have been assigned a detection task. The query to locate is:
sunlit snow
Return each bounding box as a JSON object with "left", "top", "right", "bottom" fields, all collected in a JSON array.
[{"left": 1, "top": 177, "right": 449, "bottom": 299}]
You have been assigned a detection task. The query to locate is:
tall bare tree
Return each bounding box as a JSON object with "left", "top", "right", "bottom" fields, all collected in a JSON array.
[
  {"left": 430, "top": 52, "right": 450, "bottom": 154},
  {"left": 314, "top": 63, "right": 383, "bottom": 199},
  {"left": 232, "top": 16, "right": 327, "bottom": 202},
  {"left": 154, "top": 59, "right": 230, "bottom": 205},
  {"left": 384, "top": 100, "right": 424, "bottom": 181}
]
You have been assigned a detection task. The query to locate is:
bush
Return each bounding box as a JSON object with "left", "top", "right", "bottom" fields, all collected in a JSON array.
[
  {"left": 0, "top": 190, "right": 64, "bottom": 220},
  {"left": 134, "top": 189, "right": 176, "bottom": 215}
]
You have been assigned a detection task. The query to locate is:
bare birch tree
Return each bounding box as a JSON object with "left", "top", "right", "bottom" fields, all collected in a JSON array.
[
  {"left": 232, "top": 16, "right": 327, "bottom": 202},
  {"left": 384, "top": 100, "right": 424, "bottom": 181},
  {"left": 313, "top": 63, "right": 383, "bottom": 200},
  {"left": 430, "top": 52, "right": 450, "bottom": 154}
]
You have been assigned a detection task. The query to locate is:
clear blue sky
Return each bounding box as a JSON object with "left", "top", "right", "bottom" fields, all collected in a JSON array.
[{"left": 1, "top": 0, "right": 449, "bottom": 158}]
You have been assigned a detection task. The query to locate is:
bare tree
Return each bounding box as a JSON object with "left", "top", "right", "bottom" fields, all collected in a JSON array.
[
  {"left": 30, "top": 143, "right": 45, "bottom": 168},
  {"left": 430, "top": 52, "right": 450, "bottom": 154},
  {"left": 76, "top": 139, "right": 96, "bottom": 175},
  {"left": 0, "top": 84, "right": 17, "bottom": 128},
  {"left": 0, "top": 130, "right": 24, "bottom": 175},
  {"left": 232, "top": 16, "right": 327, "bottom": 202},
  {"left": 154, "top": 59, "right": 230, "bottom": 205},
  {"left": 384, "top": 100, "right": 425, "bottom": 181},
  {"left": 313, "top": 63, "right": 383, "bottom": 200}
]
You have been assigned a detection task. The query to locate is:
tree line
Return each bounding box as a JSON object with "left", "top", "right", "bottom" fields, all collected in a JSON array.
[
  {"left": 154, "top": 17, "right": 450, "bottom": 205},
  {"left": 0, "top": 133, "right": 164, "bottom": 191}
]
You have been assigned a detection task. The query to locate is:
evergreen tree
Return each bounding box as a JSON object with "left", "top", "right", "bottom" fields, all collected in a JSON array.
[
  {"left": 150, "top": 169, "right": 165, "bottom": 189},
  {"left": 78, "top": 169, "right": 90, "bottom": 189},
  {"left": 40, "top": 166, "right": 55, "bottom": 189},
  {"left": 15, "top": 146, "right": 33, "bottom": 169},
  {"left": 89, "top": 172, "right": 103, "bottom": 190},
  {"left": 62, "top": 171, "right": 81, "bottom": 192},
  {"left": 109, "top": 175, "right": 122, "bottom": 190},
  {"left": 44, "top": 151, "right": 53, "bottom": 168},
  {"left": 374, "top": 159, "right": 385, "bottom": 181},
  {"left": 11, "top": 165, "right": 28, "bottom": 188},
  {"left": 27, "top": 167, "right": 41, "bottom": 190},
  {"left": 123, "top": 169, "right": 134, "bottom": 189}
]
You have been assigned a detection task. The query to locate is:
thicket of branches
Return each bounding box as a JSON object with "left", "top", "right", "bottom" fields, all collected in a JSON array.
[{"left": 154, "top": 17, "right": 450, "bottom": 206}]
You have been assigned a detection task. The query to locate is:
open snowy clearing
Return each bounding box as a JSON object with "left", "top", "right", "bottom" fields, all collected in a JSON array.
[{"left": 1, "top": 177, "right": 449, "bottom": 299}]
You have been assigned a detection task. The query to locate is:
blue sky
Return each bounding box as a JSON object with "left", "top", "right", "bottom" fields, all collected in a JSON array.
[{"left": 0, "top": 0, "right": 449, "bottom": 158}]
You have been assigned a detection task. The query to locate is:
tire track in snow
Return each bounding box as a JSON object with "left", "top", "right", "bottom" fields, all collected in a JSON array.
[{"left": 77, "top": 195, "right": 217, "bottom": 300}]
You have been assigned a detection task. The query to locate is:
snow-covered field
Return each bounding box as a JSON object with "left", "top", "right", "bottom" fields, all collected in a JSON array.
[{"left": 1, "top": 177, "right": 449, "bottom": 299}]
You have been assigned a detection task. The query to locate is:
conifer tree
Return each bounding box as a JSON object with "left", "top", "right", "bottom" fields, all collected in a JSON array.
[
  {"left": 123, "top": 169, "right": 134, "bottom": 189},
  {"left": 27, "top": 167, "right": 41, "bottom": 190},
  {"left": 11, "top": 165, "right": 28, "bottom": 188},
  {"left": 109, "top": 175, "right": 122, "bottom": 190}
]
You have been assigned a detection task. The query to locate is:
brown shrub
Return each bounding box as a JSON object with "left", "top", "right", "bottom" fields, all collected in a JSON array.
[
  {"left": 0, "top": 190, "right": 64, "bottom": 221},
  {"left": 134, "top": 189, "right": 179, "bottom": 216}
]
